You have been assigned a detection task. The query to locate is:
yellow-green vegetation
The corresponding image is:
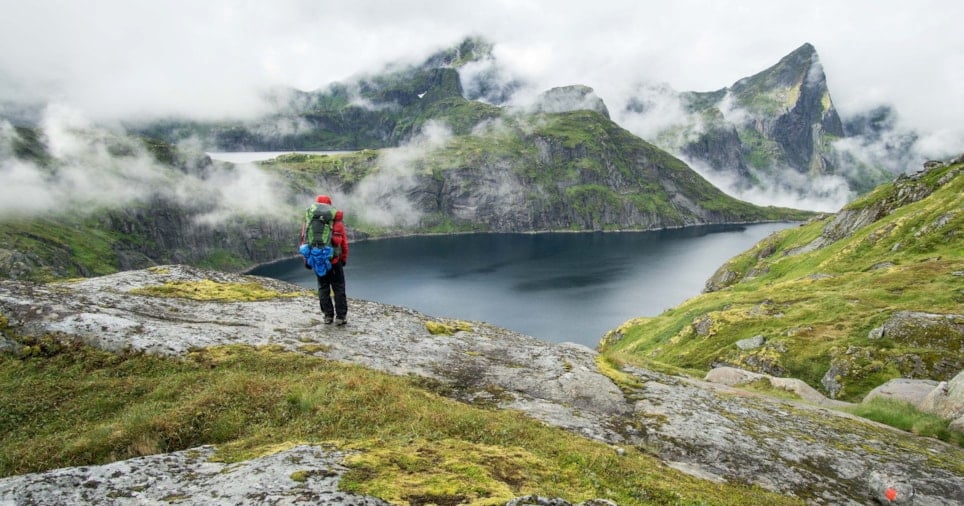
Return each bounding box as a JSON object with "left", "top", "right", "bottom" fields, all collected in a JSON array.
[
  {"left": 425, "top": 319, "right": 475, "bottom": 336},
  {"left": 594, "top": 354, "right": 644, "bottom": 392},
  {"left": 602, "top": 164, "right": 963, "bottom": 408},
  {"left": 739, "top": 378, "right": 804, "bottom": 402},
  {"left": 129, "top": 279, "right": 304, "bottom": 302},
  {"left": 0, "top": 342, "right": 800, "bottom": 505},
  {"left": 845, "top": 398, "right": 964, "bottom": 446},
  {"left": 0, "top": 216, "right": 122, "bottom": 282},
  {"left": 258, "top": 150, "right": 380, "bottom": 187}
]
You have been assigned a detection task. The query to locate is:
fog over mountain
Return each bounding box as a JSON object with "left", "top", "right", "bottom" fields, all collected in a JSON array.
[
  {"left": 0, "top": 106, "right": 294, "bottom": 224},
  {"left": 1, "top": 1, "right": 960, "bottom": 139},
  {"left": 1, "top": 0, "right": 962, "bottom": 215}
]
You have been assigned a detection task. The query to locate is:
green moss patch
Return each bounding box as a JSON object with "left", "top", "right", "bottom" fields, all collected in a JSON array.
[
  {"left": 426, "top": 320, "right": 475, "bottom": 336},
  {"left": 130, "top": 280, "right": 301, "bottom": 302}
]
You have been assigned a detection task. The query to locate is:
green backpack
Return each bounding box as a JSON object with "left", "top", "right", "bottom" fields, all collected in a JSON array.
[{"left": 305, "top": 203, "right": 342, "bottom": 258}]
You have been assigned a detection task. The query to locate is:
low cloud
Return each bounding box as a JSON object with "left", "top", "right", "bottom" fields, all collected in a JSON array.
[
  {"left": 0, "top": 105, "right": 295, "bottom": 224},
  {"left": 612, "top": 82, "right": 697, "bottom": 143},
  {"left": 459, "top": 55, "right": 522, "bottom": 105},
  {"left": 347, "top": 120, "right": 453, "bottom": 228},
  {"left": 1, "top": 105, "right": 159, "bottom": 215},
  {"left": 1, "top": 107, "right": 462, "bottom": 234},
  {"left": 685, "top": 158, "right": 854, "bottom": 213}
]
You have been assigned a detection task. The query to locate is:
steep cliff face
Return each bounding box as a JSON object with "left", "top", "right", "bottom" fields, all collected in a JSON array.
[
  {"left": 99, "top": 201, "right": 296, "bottom": 270},
  {"left": 623, "top": 43, "right": 900, "bottom": 205},
  {"left": 319, "top": 110, "right": 810, "bottom": 234},
  {"left": 685, "top": 43, "right": 844, "bottom": 177}
]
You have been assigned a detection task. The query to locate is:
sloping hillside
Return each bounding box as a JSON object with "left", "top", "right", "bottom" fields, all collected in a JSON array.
[
  {"left": 1, "top": 265, "right": 961, "bottom": 504},
  {"left": 600, "top": 157, "right": 963, "bottom": 402},
  {"left": 261, "top": 110, "right": 812, "bottom": 234}
]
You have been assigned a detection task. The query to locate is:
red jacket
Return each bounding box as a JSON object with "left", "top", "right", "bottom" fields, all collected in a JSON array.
[{"left": 331, "top": 210, "right": 349, "bottom": 266}]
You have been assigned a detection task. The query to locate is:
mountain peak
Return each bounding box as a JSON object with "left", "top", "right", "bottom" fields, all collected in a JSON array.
[
  {"left": 792, "top": 42, "right": 817, "bottom": 58},
  {"left": 533, "top": 85, "right": 610, "bottom": 119},
  {"left": 422, "top": 36, "right": 495, "bottom": 69},
  {"left": 731, "top": 42, "right": 822, "bottom": 96}
]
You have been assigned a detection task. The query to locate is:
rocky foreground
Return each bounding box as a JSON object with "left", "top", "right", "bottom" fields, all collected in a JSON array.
[{"left": 0, "top": 265, "right": 961, "bottom": 505}]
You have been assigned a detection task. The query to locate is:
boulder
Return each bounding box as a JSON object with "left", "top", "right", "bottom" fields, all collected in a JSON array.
[
  {"left": 918, "top": 370, "right": 964, "bottom": 421},
  {"left": 863, "top": 378, "right": 939, "bottom": 408},
  {"left": 735, "top": 335, "right": 766, "bottom": 350},
  {"left": 705, "top": 366, "right": 842, "bottom": 406}
]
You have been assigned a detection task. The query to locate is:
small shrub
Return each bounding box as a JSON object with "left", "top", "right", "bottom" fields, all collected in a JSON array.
[{"left": 846, "top": 398, "right": 963, "bottom": 446}]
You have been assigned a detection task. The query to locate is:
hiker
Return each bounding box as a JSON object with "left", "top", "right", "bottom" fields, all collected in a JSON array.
[{"left": 300, "top": 194, "right": 350, "bottom": 325}]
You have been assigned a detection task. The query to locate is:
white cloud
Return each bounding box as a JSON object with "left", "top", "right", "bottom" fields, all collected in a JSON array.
[
  {"left": 0, "top": 0, "right": 960, "bottom": 151},
  {"left": 0, "top": 105, "right": 297, "bottom": 223},
  {"left": 684, "top": 158, "right": 854, "bottom": 213},
  {"left": 349, "top": 120, "right": 453, "bottom": 228}
]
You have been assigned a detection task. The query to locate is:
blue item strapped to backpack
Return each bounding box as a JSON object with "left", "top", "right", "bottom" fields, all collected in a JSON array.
[{"left": 299, "top": 244, "right": 333, "bottom": 277}]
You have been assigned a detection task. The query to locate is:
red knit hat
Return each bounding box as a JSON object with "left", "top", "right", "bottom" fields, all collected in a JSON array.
[{"left": 315, "top": 195, "right": 331, "bottom": 204}]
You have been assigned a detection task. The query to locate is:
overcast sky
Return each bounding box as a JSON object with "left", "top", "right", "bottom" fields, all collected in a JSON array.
[{"left": 1, "top": 0, "right": 962, "bottom": 149}]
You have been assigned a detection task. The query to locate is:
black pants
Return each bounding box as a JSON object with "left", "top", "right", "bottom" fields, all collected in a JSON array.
[{"left": 317, "top": 263, "right": 347, "bottom": 319}]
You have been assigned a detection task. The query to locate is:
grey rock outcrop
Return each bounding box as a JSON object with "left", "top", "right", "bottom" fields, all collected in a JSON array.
[
  {"left": 0, "top": 266, "right": 962, "bottom": 505},
  {"left": 868, "top": 311, "right": 964, "bottom": 346},
  {"left": 735, "top": 334, "right": 766, "bottom": 350},
  {"left": 0, "top": 445, "right": 390, "bottom": 506},
  {"left": 864, "top": 378, "right": 940, "bottom": 407},
  {"left": 533, "top": 85, "right": 611, "bottom": 119},
  {"left": 704, "top": 366, "right": 847, "bottom": 407},
  {"left": 920, "top": 371, "right": 964, "bottom": 431},
  {"left": 791, "top": 167, "right": 960, "bottom": 256}
]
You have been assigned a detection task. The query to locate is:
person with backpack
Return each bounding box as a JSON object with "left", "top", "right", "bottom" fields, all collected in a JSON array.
[{"left": 300, "top": 194, "right": 350, "bottom": 325}]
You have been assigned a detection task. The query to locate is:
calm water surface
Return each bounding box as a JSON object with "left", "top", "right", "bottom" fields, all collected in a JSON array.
[{"left": 251, "top": 223, "right": 795, "bottom": 348}]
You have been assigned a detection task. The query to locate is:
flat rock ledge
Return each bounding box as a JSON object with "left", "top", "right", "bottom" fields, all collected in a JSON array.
[{"left": 1, "top": 266, "right": 962, "bottom": 505}]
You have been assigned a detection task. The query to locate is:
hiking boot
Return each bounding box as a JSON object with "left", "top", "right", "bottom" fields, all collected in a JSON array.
[
  {"left": 324, "top": 316, "right": 334, "bottom": 324},
  {"left": 335, "top": 317, "right": 347, "bottom": 326}
]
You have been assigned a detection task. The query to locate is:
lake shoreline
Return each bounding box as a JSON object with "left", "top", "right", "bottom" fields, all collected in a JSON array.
[
  {"left": 242, "top": 219, "right": 807, "bottom": 275},
  {"left": 244, "top": 222, "right": 799, "bottom": 347}
]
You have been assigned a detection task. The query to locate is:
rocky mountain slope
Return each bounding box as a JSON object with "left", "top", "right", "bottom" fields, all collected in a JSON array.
[
  {"left": 261, "top": 109, "right": 811, "bottom": 234},
  {"left": 600, "top": 157, "right": 963, "bottom": 405},
  {"left": 0, "top": 99, "right": 809, "bottom": 282},
  {"left": 1, "top": 265, "right": 961, "bottom": 504},
  {"left": 126, "top": 38, "right": 918, "bottom": 206},
  {"left": 620, "top": 43, "right": 911, "bottom": 202},
  {"left": 130, "top": 37, "right": 507, "bottom": 151}
]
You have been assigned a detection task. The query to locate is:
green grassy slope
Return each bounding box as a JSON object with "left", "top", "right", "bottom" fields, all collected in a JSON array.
[
  {"left": 0, "top": 338, "right": 798, "bottom": 505},
  {"left": 600, "top": 161, "right": 962, "bottom": 402}
]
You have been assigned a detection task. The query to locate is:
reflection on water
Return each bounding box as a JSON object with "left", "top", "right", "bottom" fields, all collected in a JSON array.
[{"left": 250, "top": 223, "right": 795, "bottom": 347}]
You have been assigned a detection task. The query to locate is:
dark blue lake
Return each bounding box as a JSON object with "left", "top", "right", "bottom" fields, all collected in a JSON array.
[{"left": 251, "top": 223, "right": 794, "bottom": 348}]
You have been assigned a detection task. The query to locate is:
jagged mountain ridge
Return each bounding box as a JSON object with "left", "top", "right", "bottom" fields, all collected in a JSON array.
[
  {"left": 124, "top": 37, "right": 916, "bottom": 208},
  {"left": 130, "top": 37, "right": 508, "bottom": 151},
  {"left": 623, "top": 43, "right": 908, "bottom": 202},
  {"left": 0, "top": 39, "right": 812, "bottom": 281},
  {"left": 6, "top": 36, "right": 920, "bottom": 206}
]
